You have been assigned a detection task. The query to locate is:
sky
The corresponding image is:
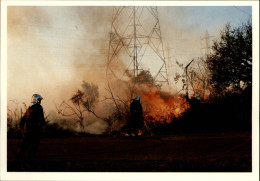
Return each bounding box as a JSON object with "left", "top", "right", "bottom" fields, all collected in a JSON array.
[{"left": 6, "top": 5, "right": 252, "bottom": 133}]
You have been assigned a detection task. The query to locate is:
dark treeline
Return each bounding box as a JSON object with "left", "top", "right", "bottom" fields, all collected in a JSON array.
[
  {"left": 154, "top": 21, "right": 252, "bottom": 134},
  {"left": 152, "top": 87, "right": 252, "bottom": 134}
]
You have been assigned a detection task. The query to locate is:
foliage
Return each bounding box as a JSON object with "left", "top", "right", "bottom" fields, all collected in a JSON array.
[
  {"left": 81, "top": 81, "right": 99, "bottom": 110},
  {"left": 206, "top": 22, "right": 252, "bottom": 97},
  {"left": 56, "top": 81, "right": 100, "bottom": 131},
  {"left": 174, "top": 59, "right": 210, "bottom": 100},
  {"left": 174, "top": 22, "right": 252, "bottom": 100},
  {"left": 7, "top": 100, "right": 27, "bottom": 131},
  {"left": 133, "top": 70, "right": 155, "bottom": 85}
]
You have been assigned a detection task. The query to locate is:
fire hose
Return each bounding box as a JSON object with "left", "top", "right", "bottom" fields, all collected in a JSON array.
[{"left": 144, "top": 120, "right": 154, "bottom": 136}]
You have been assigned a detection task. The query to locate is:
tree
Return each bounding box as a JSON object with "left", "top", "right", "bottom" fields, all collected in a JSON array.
[
  {"left": 206, "top": 22, "right": 252, "bottom": 97},
  {"left": 133, "top": 70, "right": 156, "bottom": 86},
  {"left": 174, "top": 59, "right": 210, "bottom": 101},
  {"left": 56, "top": 90, "right": 88, "bottom": 131},
  {"left": 56, "top": 81, "right": 100, "bottom": 131}
]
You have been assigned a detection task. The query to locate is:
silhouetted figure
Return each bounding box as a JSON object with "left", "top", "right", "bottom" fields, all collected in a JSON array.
[
  {"left": 186, "top": 92, "right": 201, "bottom": 109},
  {"left": 16, "top": 94, "right": 45, "bottom": 161},
  {"left": 129, "top": 96, "right": 143, "bottom": 137}
]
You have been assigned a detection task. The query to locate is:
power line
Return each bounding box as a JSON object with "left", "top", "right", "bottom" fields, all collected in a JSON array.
[{"left": 233, "top": 6, "right": 252, "bottom": 17}]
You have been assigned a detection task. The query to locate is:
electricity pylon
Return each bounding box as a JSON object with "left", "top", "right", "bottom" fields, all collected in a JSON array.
[
  {"left": 106, "top": 6, "right": 169, "bottom": 85},
  {"left": 200, "top": 30, "right": 213, "bottom": 58}
]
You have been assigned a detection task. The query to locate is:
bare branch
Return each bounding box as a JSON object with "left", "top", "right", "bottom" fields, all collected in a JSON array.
[
  {"left": 86, "top": 107, "right": 107, "bottom": 122},
  {"left": 55, "top": 102, "right": 77, "bottom": 117},
  {"left": 107, "top": 83, "right": 121, "bottom": 115}
]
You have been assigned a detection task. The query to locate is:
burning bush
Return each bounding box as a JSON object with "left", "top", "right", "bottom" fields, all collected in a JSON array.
[
  {"left": 139, "top": 85, "right": 190, "bottom": 126},
  {"left": 104, "top": 76, "right": 190, "bottom": 134}
]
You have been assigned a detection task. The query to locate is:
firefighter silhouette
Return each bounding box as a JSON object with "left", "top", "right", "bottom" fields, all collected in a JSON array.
[
  {"left": 129, "top": 96, "right": 143, "bottom": 137},
  {"left": 16, "top": 94, "right": 45, "bottom": 161}
]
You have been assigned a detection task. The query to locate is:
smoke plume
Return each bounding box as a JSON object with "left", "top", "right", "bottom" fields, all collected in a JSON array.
[{"left": 7, "top": 6, "right": 226, "bottom": 134}]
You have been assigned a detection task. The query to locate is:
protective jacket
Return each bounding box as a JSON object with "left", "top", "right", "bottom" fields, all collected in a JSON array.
[
  {"left": 20, "top": 103, "right": 45, "bottom": 133},
  {"left": 130, "top": 100, "right": 143, "bottom": 117},
  {"left": 130, "top": 100, "right": 143, "bottom": 128}
]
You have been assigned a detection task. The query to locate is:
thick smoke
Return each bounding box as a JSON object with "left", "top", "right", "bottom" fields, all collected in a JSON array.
[
  {"left": 7, "top": 6, "right": 223, "bottom": 134},
  {"left": 7, "top": 7, "right": 112, "bottom": 134}
]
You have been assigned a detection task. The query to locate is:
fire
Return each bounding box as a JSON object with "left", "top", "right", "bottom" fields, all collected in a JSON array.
[{"left": 141, "top": 86, "right": 190, "bottom": 125}]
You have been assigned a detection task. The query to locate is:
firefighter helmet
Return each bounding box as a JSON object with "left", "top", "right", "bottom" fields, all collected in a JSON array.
[
  {"left": 31, "top": 94, "right": 43, "bottom": 104},
  {"left": 132, "top": 96, "right": 140, "bottom": 101}
]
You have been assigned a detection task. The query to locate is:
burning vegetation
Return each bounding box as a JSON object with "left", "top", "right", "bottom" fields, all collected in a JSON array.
[
  {"left": 141, "top": 85, "right": 190, "bottom": 125},
  {"left": 101, "top": 70, "right": 191, "bottom": 135},
  {"left": 7, "top": 21, "right": 252, "bottom": 137},
  {"left": 45, "top": 69, "right": 191, "bottom": 136}
]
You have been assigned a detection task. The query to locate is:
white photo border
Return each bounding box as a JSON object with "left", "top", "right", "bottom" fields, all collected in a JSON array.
[{"left": 1, "top": 1, "right": 259, "bottom": 181}]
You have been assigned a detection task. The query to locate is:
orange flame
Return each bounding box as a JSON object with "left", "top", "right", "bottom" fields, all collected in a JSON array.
[{"left": 141, "top": 86, "right": 190, "bottom": 125}]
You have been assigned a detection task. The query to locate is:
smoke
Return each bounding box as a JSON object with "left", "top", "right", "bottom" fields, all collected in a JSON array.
[{"left": 7, "top": 6, "right": 226, "bottom": 134}]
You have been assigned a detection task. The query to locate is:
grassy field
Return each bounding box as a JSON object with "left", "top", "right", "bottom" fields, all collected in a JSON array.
[{"left": 7, "top": 131, "right": 251, "bottom": 172}]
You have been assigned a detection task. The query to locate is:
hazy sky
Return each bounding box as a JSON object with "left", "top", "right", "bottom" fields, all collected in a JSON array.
[{"left": 7, "top": 6, "right": 252, "bottom": 116}]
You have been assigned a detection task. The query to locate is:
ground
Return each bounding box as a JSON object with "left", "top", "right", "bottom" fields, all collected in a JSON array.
[{"left": 7, "top": 131, "right": 251, "bottom": 172}]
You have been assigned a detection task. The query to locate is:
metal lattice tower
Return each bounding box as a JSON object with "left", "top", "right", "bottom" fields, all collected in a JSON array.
[
  {"left": 106, "top": 6, "right": 169, "bottom": 84},
  {"left": 200, "top": 30, "right": 213, "bottom": 58}
]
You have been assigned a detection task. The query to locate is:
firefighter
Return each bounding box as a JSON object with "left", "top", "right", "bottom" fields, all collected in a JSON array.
[
  {"left": 129, "top": 96, "right": 143, "bottom": 137},
  {"left": 16, "top": 94, "right": 45, "bottom": 161}
]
